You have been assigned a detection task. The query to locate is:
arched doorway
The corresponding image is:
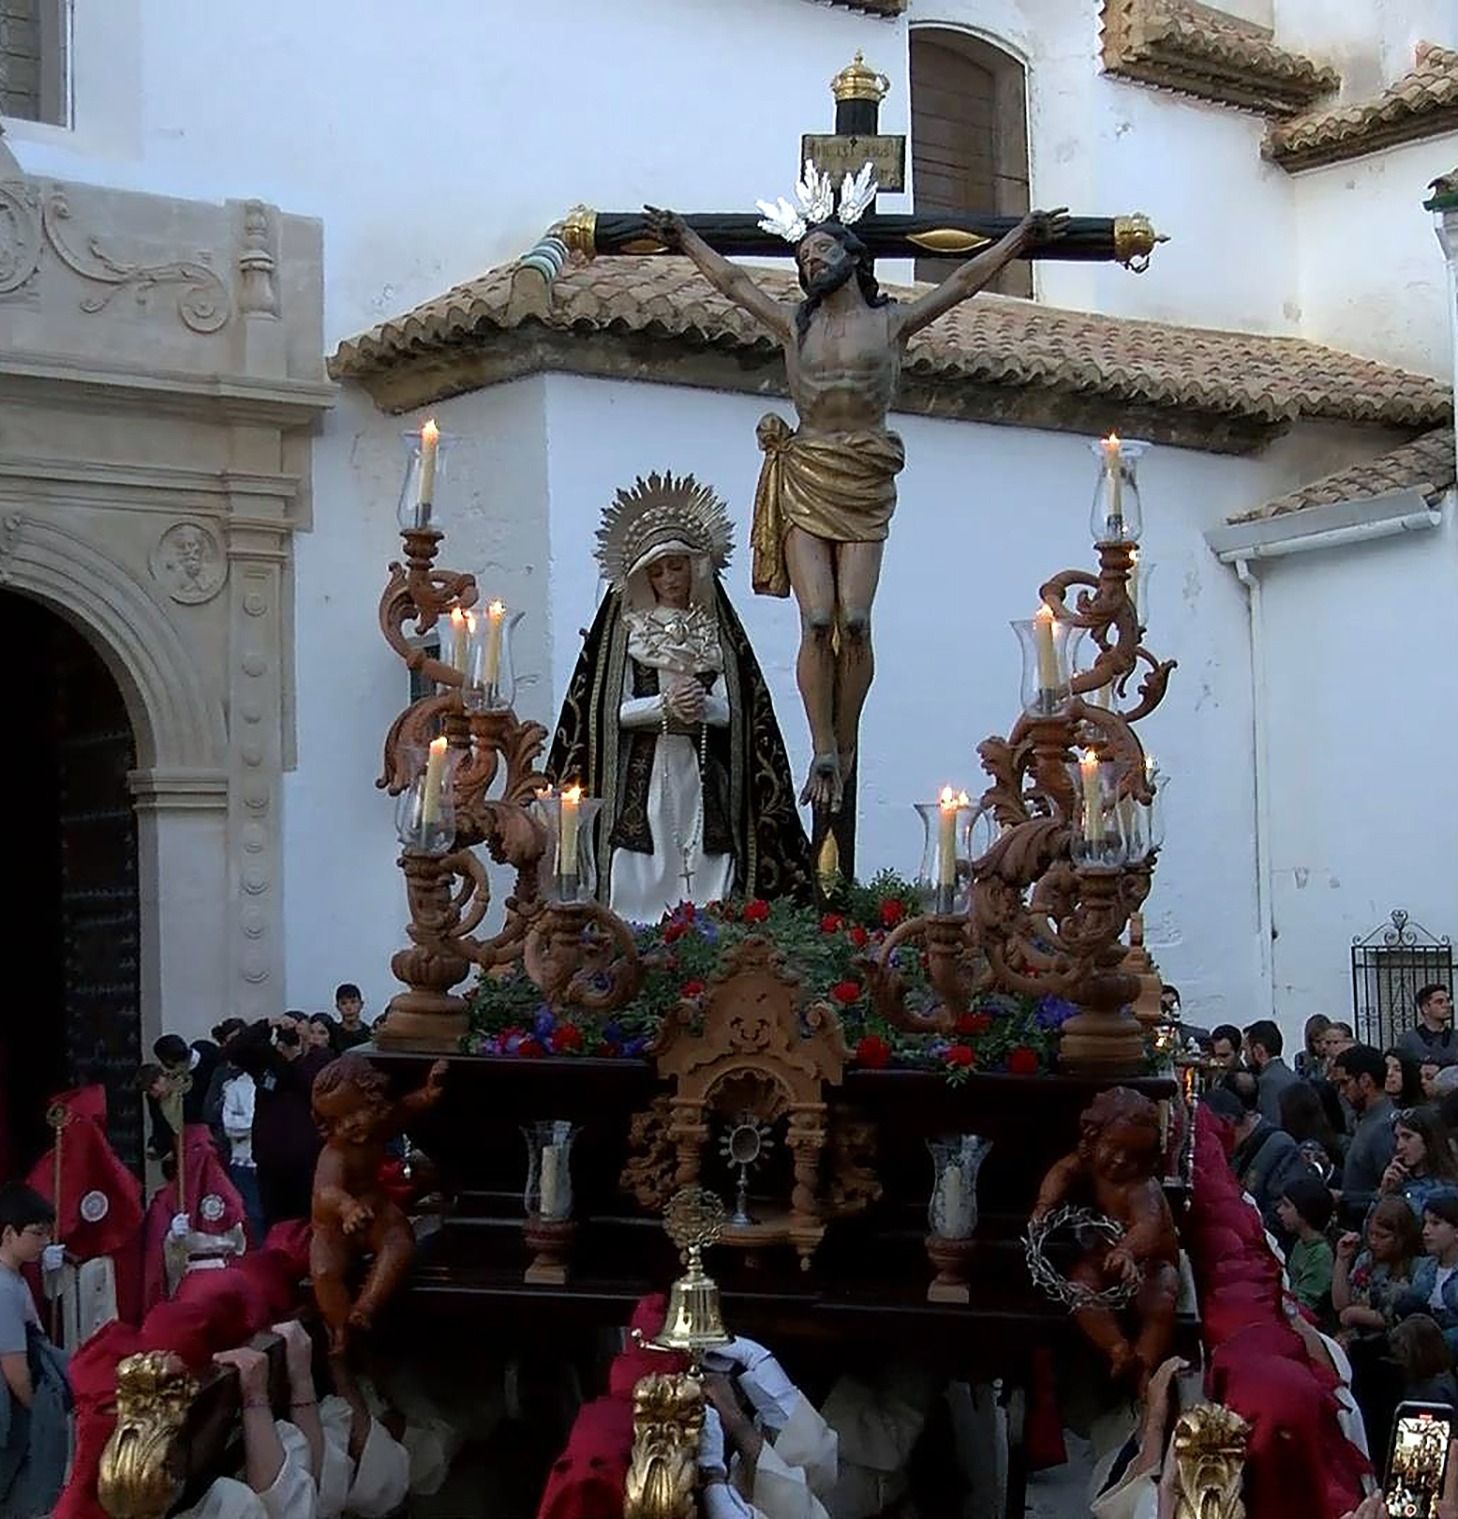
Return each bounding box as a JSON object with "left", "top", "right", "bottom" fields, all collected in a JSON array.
[{"left": 0, "top": 592, "right": 143, "bottom": 1176}]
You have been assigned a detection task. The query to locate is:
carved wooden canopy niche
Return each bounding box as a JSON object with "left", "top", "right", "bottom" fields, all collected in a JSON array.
[
  {"left": 1101, "top": 0, "right": 1339, "bottom": 117},
  {"left": 643, "top": 937, "right": 855, "bottom": 1267}
]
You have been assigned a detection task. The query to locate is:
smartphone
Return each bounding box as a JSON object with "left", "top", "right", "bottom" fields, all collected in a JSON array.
[{"left": 1385, "top": 1401, "right": 1455, "bottom": 1518}]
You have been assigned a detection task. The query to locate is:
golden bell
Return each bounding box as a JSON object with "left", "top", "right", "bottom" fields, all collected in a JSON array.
[{"left": 649, "top": 1251, "right": 730, "bottom": 1358}]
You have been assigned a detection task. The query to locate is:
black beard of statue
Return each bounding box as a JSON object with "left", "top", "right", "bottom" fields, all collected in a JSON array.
[
  {"left": 794, "top": 226, "right": 890, "bottom": 345},
  {"left": 799, "top": 250, "right": 857, "bottom": 302}
]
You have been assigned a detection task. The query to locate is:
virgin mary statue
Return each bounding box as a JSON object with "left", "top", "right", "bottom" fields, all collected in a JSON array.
[{"left": 547, "top": 472, "right": 809, "bottom": 923}]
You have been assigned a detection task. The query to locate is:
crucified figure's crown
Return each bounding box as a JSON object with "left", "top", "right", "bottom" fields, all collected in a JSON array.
[{"left": 755, "top": 159, "right": 877, "bottom": 245}]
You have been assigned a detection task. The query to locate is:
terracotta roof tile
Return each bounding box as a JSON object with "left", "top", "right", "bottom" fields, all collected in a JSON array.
[
  {"left": 1230, "top": 427, "right": 1456, "bottom": 521},
  {"left": 1266, "top": 42, "right": 1458, "bottom": 171},
  {"left": 329, "top": 256, "right": 1452, "bottom": 439},
  {"left": 1102, "top": 0, "right": 1339, "bottom": 117}
]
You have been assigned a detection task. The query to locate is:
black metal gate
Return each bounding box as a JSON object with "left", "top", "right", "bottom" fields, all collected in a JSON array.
[{"left": 1351, "top": 909, "right": 1454, "bottom": 1051}]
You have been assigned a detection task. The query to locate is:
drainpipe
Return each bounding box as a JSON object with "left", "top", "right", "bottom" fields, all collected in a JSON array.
[{"left": 1232, "top": 556, "right": 1275, "bottom": 1019}]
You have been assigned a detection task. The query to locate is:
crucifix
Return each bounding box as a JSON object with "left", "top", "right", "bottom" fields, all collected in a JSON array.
[{"left": 518, "top": 55, "right": 1163, "bottom": 887}]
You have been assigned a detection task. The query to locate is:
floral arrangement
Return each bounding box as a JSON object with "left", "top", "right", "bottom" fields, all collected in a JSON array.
[{"left": 465, "top": 872, "right": 1078, "bottom": 1080}]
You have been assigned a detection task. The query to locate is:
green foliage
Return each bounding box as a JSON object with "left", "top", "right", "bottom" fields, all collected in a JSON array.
[{"left": 466, "top": 876, "right": 1073, "bottom": 1078}]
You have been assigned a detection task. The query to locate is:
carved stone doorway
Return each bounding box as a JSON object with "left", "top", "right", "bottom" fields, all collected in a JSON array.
[{"left": 0, "top": 591, "right": 143, "bottom": 1173}]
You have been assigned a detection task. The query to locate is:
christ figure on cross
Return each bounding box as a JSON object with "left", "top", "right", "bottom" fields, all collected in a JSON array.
[{"left": 645, "top": 201, "right": 1068, "bottom": 813}]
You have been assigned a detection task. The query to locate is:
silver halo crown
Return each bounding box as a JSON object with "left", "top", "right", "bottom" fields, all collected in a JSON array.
[
  {"left": 755, "top": 159, "right": 878, "bottom": 245},
  {"left": 595, "top": 472, "right": 734, "bottom": 591}
]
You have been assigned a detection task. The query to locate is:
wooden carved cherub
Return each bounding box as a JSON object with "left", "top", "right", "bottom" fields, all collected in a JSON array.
[
  {"left": 310, "top": 1053, "right": 447, "bottom": 1354},
  {"left": 1030, "top": 1086, "right": 1179, "bottom": 1389}
]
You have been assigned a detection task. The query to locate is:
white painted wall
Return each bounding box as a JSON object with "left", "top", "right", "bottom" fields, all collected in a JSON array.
[
  {"left": 1257, "top": 495, "right": 1458, "bottom": 1036},
  {"left": 1293, "top": 135, "right": 1458, "bottom": 372}
]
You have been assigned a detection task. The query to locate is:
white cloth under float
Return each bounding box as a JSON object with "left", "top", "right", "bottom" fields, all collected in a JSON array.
[{"left": 175, "top": 1399, "right": 409, "bottom": 1519}]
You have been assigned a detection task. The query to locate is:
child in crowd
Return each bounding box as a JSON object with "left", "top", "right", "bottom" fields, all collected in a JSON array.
[
  {"left": 1276, "top": 1174, "right": 1336, "bottom": 1314},
  {"left": 0, "top": 1183, "right": 71, "bottom": 1516},
  {"left": 1396, "top": 1191, "right": 1458, "bottom": 1356},
  {"left": 1390, "top": 1314, "right": 1458, "bottom": 1415},
  {"left": 1334, "top": 1195, "right": 1422, "bottom": 1340}
]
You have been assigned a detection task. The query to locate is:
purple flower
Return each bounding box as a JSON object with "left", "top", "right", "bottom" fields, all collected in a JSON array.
[
  {"left": 504, "top": 1032, "right": 525, "bottom": 1055},
  {"left": 1035, "top": 995, "right": 1078, "bottom": 1030},
  {"left": 533, "top": 1008, "right": 556, "bottom": 1039},
  {"left": 928, "top": 1038, "right": 950, "bottom": 1060},
  {"left": 622, "top": 1035, "right": 649, "bottom": 1058},
  {"left": 603, "top": 1019, "right": 625, "bottom": 1046}
]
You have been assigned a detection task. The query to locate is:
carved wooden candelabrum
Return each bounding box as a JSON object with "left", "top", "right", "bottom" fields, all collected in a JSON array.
[
  {"left": 867, "top": 438, "right": 1176, "bottom": 1076},
  {"left": 374, "top": 424, "right": 643, "bottom": 1051}
]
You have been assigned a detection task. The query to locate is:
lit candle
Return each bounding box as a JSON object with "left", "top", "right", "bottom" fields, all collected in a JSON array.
[
  {"left": 937, "top": 786, "right": 959, "bottom": 890},
  {"left": 559, "top": 783, "right": 583, "bottom": 880},
  {"left": 1033, "top": 603, "right": 1059, "bottom": 694},
  {"left": 1079, "top": 748, "right": 1105, "bottom": 846},
  {"left": 449, "top": 606, "right": 470, "bottom": 673},
  {"left": 421, "top": 735, "right": 448, "bottom": 826},
  {"left": 483, "top": 599, "right": 506, "bottom": 687},
  {"left": 417, "top": 419, "right": 439, "bottom": 521},
  {"left": 1103, "top": 433, "right": 1124, "bottom": 540},
  {"left": 539, "top": 1144, "right": 564, "bottom": 1220}
]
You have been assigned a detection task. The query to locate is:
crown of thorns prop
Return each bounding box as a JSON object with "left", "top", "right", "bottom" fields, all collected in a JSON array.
[
  {"left": 755, "top": 158, "right": 877, "bottom": 244},
  {"left": 595, "top": 472, "right": 734, "bottom": 591},
  {"left": 1024, "top": 1205, "right": 1138, "bottom": 1312}
]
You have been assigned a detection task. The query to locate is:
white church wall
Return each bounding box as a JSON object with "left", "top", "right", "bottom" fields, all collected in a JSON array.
[
  {"left": 1275, "top": 0, "right": 1457, "bottom": 101},
  {"left": 1255, "top": 496, "right": 1458, "bottom": 1044},
  {"left": 1292, "top": 135, "right": 1458, "bottom": 374},
  {"left": 538, "top": 372, "right": 1282, "bottom": 1028}
]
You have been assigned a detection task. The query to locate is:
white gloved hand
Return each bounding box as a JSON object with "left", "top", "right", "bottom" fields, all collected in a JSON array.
[
  {"left": 698, "top": 1403, "right": 726, "bottom": 1475},
  {"left": 701, "top": 1336, "right": 798, "bottom": 1432},
  {"left": 40, "top": 1244, "right": 64, "bottom": 1273},
  {"left": 702, "top": 1480, "right": 755, "bottom": 1519},
  {"left": 169, "top": 1212, "right": 191, "bottom": 1240}
]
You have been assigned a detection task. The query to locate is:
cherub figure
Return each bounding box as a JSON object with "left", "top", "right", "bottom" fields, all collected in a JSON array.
[
  {"left": 1030, "top": 1086, "right": 1179, "bottom": 1389},
  {"left": 310, "top": 1053, "right": 447, "bottom": 1354}
]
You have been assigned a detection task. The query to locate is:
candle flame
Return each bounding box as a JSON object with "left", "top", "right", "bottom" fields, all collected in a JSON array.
[
  {"left": 1104, "top": 431, "right": 1121, "bottom": 453},
  {"left": 421, "top": 418, "right": 439, "bottom": 445},
  {"left": 428, "top": 735, "right": 448, "bottom": 756},
  {"left": 562, "top": 783, "right": 584, "bottom": 805},
  {"left": 535, "top": 783, "right": 554, "bottom": 800},
  {"left": 488, "top": 598, "right": 506, "bottom": 618},
  {"left": 1034, "top": 602, "right": 1054, "bottom": 626},
  {"left": 1145, "top": 753, "right": 1157, "bottom": 776},
  {"left": 450, "top": 606, "right": 466, "bottom": 628},
  {"left": 1079, "top": 748, "right": 1099, "bottom": 772},
  {"left": 939, "top": 785, "right": 957, "bottom": 809}
]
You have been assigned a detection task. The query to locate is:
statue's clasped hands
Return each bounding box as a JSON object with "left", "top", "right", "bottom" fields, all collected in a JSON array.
[{"left": 664, "top": 678, "right": 706, "bottom": 725}]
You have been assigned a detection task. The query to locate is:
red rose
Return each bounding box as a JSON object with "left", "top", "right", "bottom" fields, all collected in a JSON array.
[
  {"left": 517, "top": 1037, "right": 544, "bottom": 1059},
  {"left": 1007, "top": 1046, "right": 1040, "bottom": 1075},
  {"left": 662, "top": 922, "right": 685, "bottom": 944},
  {"left": 743, "top": 899, "right": 770, "bottom": 924},
  {"left": 879, "top": 899, "right": 905, "bottom": 928},
  {"left": 955, "top": 1012, "right": 992, "bottom": 1036},
  {"left": 945, "top": 1043, "right": 976, "bottom": 1069},
  {"left": 551, "top": 1025, "right": 584, "bottom": 1054},
  {"left": 856, "top": 1035, "right": 891, "bottom": 1069},
  {"left": 820, "top": 913, "right": 844, "bottom": 934},
  {"left": 830, "top": 980, "right": 862, "bottom": 1006},
  {"left": 848, "top": 925, "right": 869, "bottom": 949},
  {"left": 680, "top": 980, "right": 706, "bottom": 999},
  {"left": 680, "top": 903, "right": 696, "bottom": 923}
]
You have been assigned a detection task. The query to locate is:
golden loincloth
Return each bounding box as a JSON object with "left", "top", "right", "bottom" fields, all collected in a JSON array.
[{"left": 750, "top": 414, "right": 907, "bottom": 598}]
